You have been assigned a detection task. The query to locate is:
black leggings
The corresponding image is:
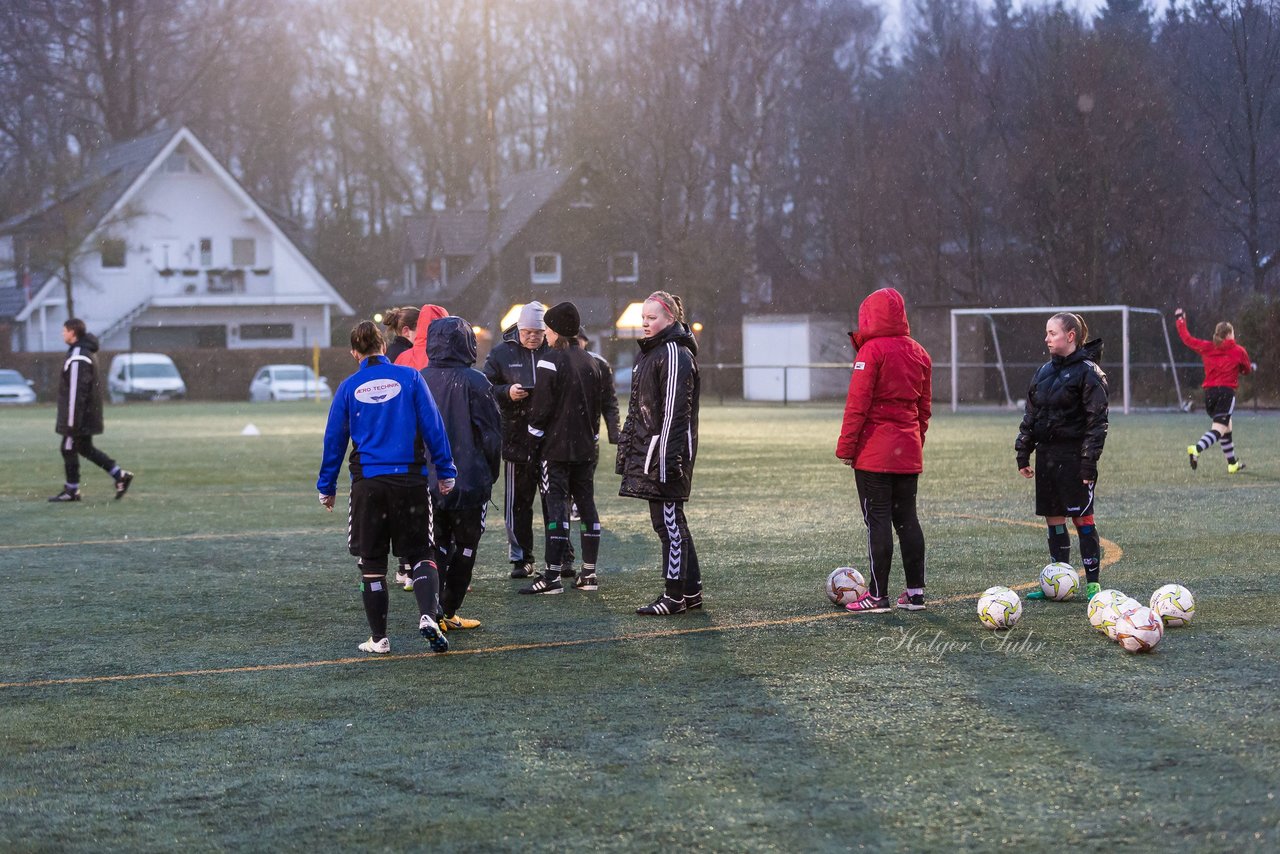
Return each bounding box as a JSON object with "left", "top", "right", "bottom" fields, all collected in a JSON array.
[
  {"left": 648, "top": 500, "right": 701, "bottom": 596},
  {"left": 60, "top": 435, "right": 116, "bottom": 484},
  {"left": 854, "top": 471, "right": 926, "bottom": 599},
  {"left": 434, "top": 505, "right": 486, "bottom": 617}
]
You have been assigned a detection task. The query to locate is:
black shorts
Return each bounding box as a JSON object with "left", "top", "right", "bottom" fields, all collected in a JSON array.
[
  {"left": 1034, "top": 454, "right": 1096, "bottom": 518},
  {"left": 347, "top": 476, "right": 433, "bottom": 568},
  {"left": 1204, "top": 387, "right": 1236, "bottom": 426}
]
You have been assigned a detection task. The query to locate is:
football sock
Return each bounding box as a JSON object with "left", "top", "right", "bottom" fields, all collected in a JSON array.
[
  {"left": 1195, "top": 430, "right": 1219, "bottom": 452},
  {"left": 582, "top": 522, "right": 601, "bottom": 565},
  {"left": 1220, "top": 432, "right": 1236, "bottom": 464},
  {"left": 442, "top": 546, "right": 478, "bottom": 616},
  {"left": 410, "top": 560, "right": 441, "bottom": 620},
  {"left": 360, "top": 575, "right": 389, "bottom": 641},
  {"left": 65, "top": 482, "right": 79, "bottom": 491},
  {"left": 906, "top": 587, "right": 924, "bottom": 596},
  {"left": 1076, "top": 523, "right": 1100, "bottom": 583},
  {"left": 109, "top": 466, "right": 121, "bottom": 477},
  {"left": 581, "top": 562, "right": 596, "bottom": 577},
  {"left": 1047, "top": 524, "right": 1071, "bottom": 564}
]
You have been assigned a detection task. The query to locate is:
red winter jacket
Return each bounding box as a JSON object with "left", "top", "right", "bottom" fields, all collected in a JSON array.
[
  {"left": 836, "top": 288, "right": 933, "bottom": 474},
  {"left": 395, "top": 304, "right": 449, "bottom": 370},
  {"left": 1176, "top": 317, "right": 1253, "bottom": 389}
]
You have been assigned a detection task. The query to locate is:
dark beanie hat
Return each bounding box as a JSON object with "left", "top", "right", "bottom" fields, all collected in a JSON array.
[{"left": 544, "top": 301, "right": 581, "bottom": 337}]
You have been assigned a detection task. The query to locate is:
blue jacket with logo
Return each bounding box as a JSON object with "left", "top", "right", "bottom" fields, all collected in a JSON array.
[{"left": 317, "top": 355, "right": 457, "bottom": 495}]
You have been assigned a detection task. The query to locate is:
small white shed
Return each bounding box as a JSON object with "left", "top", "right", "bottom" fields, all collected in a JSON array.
[{"left": 741, "top": 314, "right": 850, "bottom": 402}]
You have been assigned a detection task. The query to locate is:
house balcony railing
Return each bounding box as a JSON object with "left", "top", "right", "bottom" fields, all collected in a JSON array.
[{"left": 154, "top": 266, "right": 274, "bottom": 297}]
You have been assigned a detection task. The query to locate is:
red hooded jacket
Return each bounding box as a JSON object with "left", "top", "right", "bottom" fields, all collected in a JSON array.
[
  {"left": 836, "top": 288, "right": 933, "bottom": 474},
  {"left": 395, "top": 304, "right": 449, "bottom": 370},
  {"left": 1176, "top": 317, "right": 1253, "bottom": 389}
]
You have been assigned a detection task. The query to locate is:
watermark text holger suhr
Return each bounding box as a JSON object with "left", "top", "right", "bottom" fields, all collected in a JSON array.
[{"left": 875, "top": 626, "right": 1047, "bottom": 657}]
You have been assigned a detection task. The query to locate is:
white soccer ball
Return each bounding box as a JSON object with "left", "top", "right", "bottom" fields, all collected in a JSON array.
[
  {"left": 1039, "top": 562, "right": 1080, "bottom": 601},
  {"left": 826, "top": 566, "right": 867, "bottom": 607},
  {"left": 1087, "top": 590, "right": 1126, "bottom": 635},
  {"left": 1149, "top": 584, "right": 1195, "bottom": 627},
  {"left": 1114, "top": 605, "right": 1165, "bottom": 653},
  {"left": 977, "top": 589, "right": 1022, "bottom": 630},
  {"left": 1105, "top": 596, "right": 1144, "bottom": 641}
]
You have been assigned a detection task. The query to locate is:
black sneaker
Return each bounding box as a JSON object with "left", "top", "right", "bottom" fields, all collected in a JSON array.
[
  {"left": 573, "top": 573, "right": 598, "bottom": 591},
  {"left": 684, "top": 591, "right": 703, "bottom": 610},
  {"left": 636, "top": 594, "right": 687, "bottom": 615},
  {"left": 48, "top": 487, "right": 81, "bottom": 503},
  {"left": 561, "top": 560, "right": 575, "bottom": 580},
  {"left": 510, "top": 562, "right": 535, "bottom": 579},
  {"left": 114, "top": 470, "right": 134, "bottom": 500},
  {"left": 518, "top": 574, "right": 563, "bottom": 595},
  {"left": 896, "top": 591, "right": 926, "bottom": 611}
]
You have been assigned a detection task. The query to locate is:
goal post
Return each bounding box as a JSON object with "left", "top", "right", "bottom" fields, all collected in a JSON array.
[{"left": 949, "top": 305, "right": 1184, "bottom": 414}]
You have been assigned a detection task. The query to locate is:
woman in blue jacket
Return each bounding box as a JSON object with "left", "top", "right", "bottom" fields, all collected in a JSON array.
[{"left": 318, "top": 321, "right": 457, "bottom": 654}]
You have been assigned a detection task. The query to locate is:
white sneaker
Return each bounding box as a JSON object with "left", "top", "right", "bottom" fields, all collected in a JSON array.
[
  {"left": 394, "top": 569, "right": 413, "bottom": 590},
  {"left": 358, "top": 637, "right": 390, "bottom": 654},
  {"left": 419, "top": 614, "right": 450, "bottom": 653}
]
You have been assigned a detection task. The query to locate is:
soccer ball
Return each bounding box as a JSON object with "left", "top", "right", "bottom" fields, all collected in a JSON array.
[
  {"left": 1039, "top": 562, "right": 1080, "bottom": 601},
  {"left": 826, "top": 566, "right": 867, "bottom": 607},
  {"left": 1114, "top": 605, "right": 1165, "bottom": 653},
  {"left": 977, "top": 589, "right": 1022, "bottom": 630},
  {"left": 1105, "top": 596, "right": 1143, "bottom": 641},
  {"left": 1087, "top": 589, "right": 1126, "bottom": 635},
  {"left": 1150, "top": 584, "right": 1195, "bottom": 627}
]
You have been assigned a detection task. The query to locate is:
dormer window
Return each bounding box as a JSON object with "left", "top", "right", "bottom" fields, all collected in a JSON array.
[
  {"left": 609, "top": 252, "right": 639, "bottom": 283},
  {"left": 530, "top": 252, "right": 561, "bottom": 285}
]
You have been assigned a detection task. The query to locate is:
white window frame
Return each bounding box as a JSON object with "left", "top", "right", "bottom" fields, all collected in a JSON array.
[
  {"left": 530, "top": 252, "right": 562, "bottom": 285},
  {"left": 231, "top": 237, "right": 256, "bottom": 267},
  {"left": 609, "top": 251, "right": 639, "bottom": 283},
  {"left": 99, "top": 238, "right": 127, "bottom": 269}
]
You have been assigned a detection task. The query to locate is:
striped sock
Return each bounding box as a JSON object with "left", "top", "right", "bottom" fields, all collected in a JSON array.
[
  {"left": 1195, "top": 431, "right": 1219, "bottom": 453},
  {"left": 1220, "top": 432, "right": 1236, "bottom": 464}
]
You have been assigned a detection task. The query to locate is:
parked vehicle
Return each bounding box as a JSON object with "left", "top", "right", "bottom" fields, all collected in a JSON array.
[
  {"left": 0, "top": 368, "right": 37, "bottom": 404},
  {"left": 107, "top": 353, "right": 187, "bottom": 403},
  {"left": 248, "top": 364, "right": 331, "bottom": 402}
]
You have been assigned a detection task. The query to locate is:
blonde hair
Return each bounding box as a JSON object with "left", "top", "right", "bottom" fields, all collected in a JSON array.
[
  {"left": 1213, "top": 321, "right": 1234, "bottom": 345},
  {"left": 1050, "top": 312, "right": 1089, "bottom": 348},
  {"left": 645, "top": 290, "right": 685, "bottom": 323}
]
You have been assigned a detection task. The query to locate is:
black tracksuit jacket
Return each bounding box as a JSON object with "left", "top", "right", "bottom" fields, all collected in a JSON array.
[
  {"left": 524, "top": 340, "right": 609, "bottom": 463},
  {"left": 1015, "top": 339, "right": 1109, "bottom": 474},
  {"left": 616, "top": 323, "right": 700, "bottom": 502},
  {"left": 482, "top": 326, "right": 547, "bottom": 463}
]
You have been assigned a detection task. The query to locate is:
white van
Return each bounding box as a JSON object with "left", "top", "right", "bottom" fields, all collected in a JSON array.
[{"left": 107, "top": 353, "right": 187, "bottom": 403}]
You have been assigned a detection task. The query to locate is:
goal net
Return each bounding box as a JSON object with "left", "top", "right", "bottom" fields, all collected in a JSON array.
[{"left": 948, "top": 305, "right": 1185, "bottom": 414}]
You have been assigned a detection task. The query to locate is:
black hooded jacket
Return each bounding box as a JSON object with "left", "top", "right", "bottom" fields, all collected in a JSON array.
[
  {"left": 616, "top": 323, "right": 700, "bottom": 501},
  {"left": 482, "top": 324, "right": 548, "bottom": 462},
  {"left": 56, "top": 333, "right": 105, "bottom": 437},
  {"left": 1015, "top": 339, "right": 1109, "bottom": 472},
  {"left": 422, "top": 317, "right": 503, "bottom": 509},
  {"left": 523, "top": 338, "right": 611, "bottom": 463}
]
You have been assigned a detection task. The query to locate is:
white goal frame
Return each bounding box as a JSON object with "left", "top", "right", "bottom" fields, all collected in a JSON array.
[{"left": 949, "top": 305, "right": 1183, "bottom": 414}]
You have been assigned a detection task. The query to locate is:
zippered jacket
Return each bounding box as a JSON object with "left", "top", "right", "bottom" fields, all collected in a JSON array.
[
  {"left": 1176, "top": 317, "right": 1253, "bottom": 389},
  {"left": 523, "top": 340, "right": 610, "bottom": 463},
  {"left": 482, "top": 325, "right": 548, "bottom": 462},
  {"left": 317, "top": 355, "right": 456, "bottom": 495},
  {"left": 422, "top": 316, "right": 502, "bottom": 509},
  {"left": 395, "top": 304, "right": 449, "bottom": 370},
  {"left": 56, "top": 334, "right": 105, "bottom": 437},
  {"left": 616, "top": 323, "right": 700, "bottom": 501},
  {"left": 836, "top": 288, "right": 932, "bottom": 474},
  {"left": 1015, "top": 339, "right": 1109, "bottom": 470}
]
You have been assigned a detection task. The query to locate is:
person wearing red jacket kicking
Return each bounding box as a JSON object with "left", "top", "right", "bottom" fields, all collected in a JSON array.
[
  {"left": 836, "top": 288, "right": 933, "bottom": 613},
  {"left": 1175, "top": 308, "right": 1255, "bottom": 474}
]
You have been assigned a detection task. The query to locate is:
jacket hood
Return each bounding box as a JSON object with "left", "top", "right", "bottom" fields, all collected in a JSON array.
[
  {"left": 501, "top": 323, "right": 520, "bottom": 343},
  {"left": 851, "top": 288, "right": 910, "bottom": 349},
  {"left": 397, "top": 304, "right": 448, "bottom": 369},
  {"left": 639, "top": 321, "right": 698, "bottom": 356},
  {"left": 73, "top": 333, "right": 101, "bottom": 353},
  {"left": 1055, "top": 338, "right": 1104, "bottom": 366},
  {"left": 426, "top": 316, "right": 477, "bottom": 367}
]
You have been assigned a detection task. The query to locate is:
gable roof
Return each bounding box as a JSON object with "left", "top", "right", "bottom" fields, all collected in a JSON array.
[
  {"left": 402, "top": 164, "right": 585, "bottom": 303},
  {"left": 11, "top": 126, "right": 353, "bottom": 322}
]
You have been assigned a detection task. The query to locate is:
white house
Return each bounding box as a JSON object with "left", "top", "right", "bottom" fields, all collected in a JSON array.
[{"left": 1, "top": 126, "right": 352, "bottom": 352}]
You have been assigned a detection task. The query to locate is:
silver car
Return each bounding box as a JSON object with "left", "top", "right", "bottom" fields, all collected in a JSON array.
[
  {"left": 0, "top": 368, "right": 37, "bottom": 404},
  {"left": 248, "top": 364, "right": 332, "bottom": 402}
]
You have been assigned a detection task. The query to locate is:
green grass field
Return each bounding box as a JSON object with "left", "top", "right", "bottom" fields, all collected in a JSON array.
[{"left": 1, "top": 400, "right": 1278, "bottom": 850}]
